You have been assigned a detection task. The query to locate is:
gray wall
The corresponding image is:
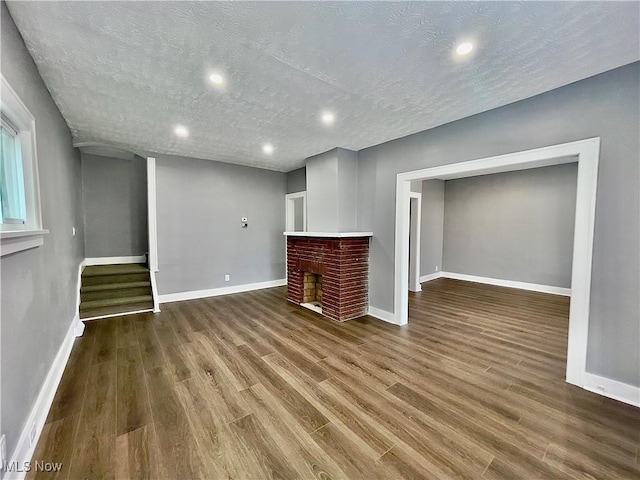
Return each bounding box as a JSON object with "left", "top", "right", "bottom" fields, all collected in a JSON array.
[
  {"left": 286, "top": 167, "right": 306, "bottom": 194},
  {"left": 442, "top": 164, "right": 578, "bottom": 287},
  {"left": 337, "top": 148, "right": 358, "bottom": 231},
  {"left": 81, "top": 153, "right": 147, "bottom": 257},
  {"left": 155, "top": 154, "right": 286, "bottom": 295},
  {"left": 1, "top": 3, "right": 85, "bottom": 461},
  {"left": 306, "top": 148, "right": 358, "bottom": 232},
  {"left": 306, "top": 149, "right": 340, "bottom": 232},
  {"left": 420, "top": 180, "right": 444, "bottom": 276},
  {"left": 357, "top": 63, "right": 640, "bottom": 386}
]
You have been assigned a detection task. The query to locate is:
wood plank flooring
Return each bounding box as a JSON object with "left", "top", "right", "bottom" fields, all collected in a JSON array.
[{"left": 28, "top": 278, "right": 639, "bottom": 479}]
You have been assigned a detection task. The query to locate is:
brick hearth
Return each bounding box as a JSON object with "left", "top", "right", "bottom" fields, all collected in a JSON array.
[{"left": 286, "top": 235, "right": 370, "bottom": 322}]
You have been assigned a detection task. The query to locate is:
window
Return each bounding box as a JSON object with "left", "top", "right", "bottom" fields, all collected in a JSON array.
[
  {"left": 1, "top": 74, "right": 46, "bottom": 256},
  {"left": 1, "top": 115, "right": 27, "bottom": 225}
]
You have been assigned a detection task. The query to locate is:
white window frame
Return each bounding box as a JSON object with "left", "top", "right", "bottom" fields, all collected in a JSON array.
[{"left": 1, "top": 74, "right": 47, "bottom": 256}]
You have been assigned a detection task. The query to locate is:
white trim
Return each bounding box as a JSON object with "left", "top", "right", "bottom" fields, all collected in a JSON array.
[
  {"left": 5, "top": 315, "right": 84, "bottom": 480},
  {"left": 420, "top": 271, "right": 443, "bottom": 283},
  {"left": 0, "top": 74, "right": 43, "bottom": 236},
  {"left": 394, "top": 137, "right": 600, "bottom": 389},
  {"left": 158, "top": 279, "right": 287, "bottom": 304},
  {"left": 583, "top": 373, "right": 640, "bottom": 407},
  {"left": 149, "top": 271, "right": 160, "bottom": 313},
  {"left": 80, "top": 308, "right": 153, "bottom": 322},
  {"left": 283, "top": 231, "right": 373, "bottom": 238},
  {"left": 0, "top": 229, "right": 49, "bottom": 239},
  {"left": 367, "top": 306, "right": 401, "bottom": 325},
  {"left": 75, "top": 259, "right": 86, "bottom": 322},
  {"left": 147, "top": 157, "right": 158, "bottom": 272},
  {"left": 0, "top": 231, "right": 47, "bottom": 257},
  {"left": 285, "top": 191, "right": 307, "bottom": 232},
  {"left": 408, "top": 192, "right": 421, "bottom": 292},
  {"left": 438, "top": 272, "right": 571, "bottom": 296},
  {"left": 84, "top": 255, "right": 146, "bottom": 266}
]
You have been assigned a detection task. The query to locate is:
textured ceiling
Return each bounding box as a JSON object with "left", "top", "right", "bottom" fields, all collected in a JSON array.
[{"left": 6, "top": 1, "right": 639, "bottom": 171}]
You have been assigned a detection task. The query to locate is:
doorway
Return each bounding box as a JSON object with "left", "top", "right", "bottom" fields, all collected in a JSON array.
[
  {"left": 286, "top": 191, "right": 307, "bottom": 232},
  {"left": 408, "top": 192, "right": 421, "bottom": 292},
  {"left": 394, "top": 138, "right": 600, "bottom": 388}
]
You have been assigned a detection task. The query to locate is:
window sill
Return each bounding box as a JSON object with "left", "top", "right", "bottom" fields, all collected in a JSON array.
[{"left": 1, "top": 229, "right": 49, "bottom": 257}]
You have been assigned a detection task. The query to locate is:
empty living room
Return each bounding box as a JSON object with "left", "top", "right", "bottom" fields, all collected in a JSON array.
[{"left": 1, "top": 1, "right": 639, "bottom": 479}]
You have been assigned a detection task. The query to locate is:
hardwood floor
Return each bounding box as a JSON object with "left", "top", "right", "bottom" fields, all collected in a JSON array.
[{"left": 29, "top": 279, "right": 639, "bottom": 479}]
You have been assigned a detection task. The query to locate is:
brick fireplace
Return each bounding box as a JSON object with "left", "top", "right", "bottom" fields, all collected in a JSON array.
[{"left": 285, "top": 233, "right": 372, "bottom": 322}]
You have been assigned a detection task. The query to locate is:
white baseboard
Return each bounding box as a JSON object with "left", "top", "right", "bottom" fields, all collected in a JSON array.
[
  {"left": 432, "top": 271, "right": 571, "bottom": 296},
  {"left": 5, "top": 315, "right": 84, "bottom": 480},
  {"left": 158, "top": 279, "right": 287, "bottom": 304},
  {"left": 419, "top": 271, "right": 443, "bottom": 283},
  {"left": 84, "top": 255, "right": 146, "bottom": 266},
  {"left": 583, "top": 372, "right": 640, "bottom": 407},
  {"left": 367, "top": 306, "right": 401, "bottom": 325}
]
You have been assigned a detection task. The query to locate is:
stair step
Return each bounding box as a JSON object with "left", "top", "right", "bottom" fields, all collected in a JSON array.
[
  {"left": 81, "top": 286, "right": 152, "bottom": 303},
  {"left": 82, "top": 272, "right": 149, "bottom": 286},
  {"left": 80, "top": 295, "right": 153, "bottom": 311},
  {"left": 81, "top": 281, "right": 151, "bottom": 293},
  {"left": 82, "top": 264, "right": 148, "bottom": 277},
  {"left": 80, "top": 301, "right": 154, "bottom": 320}
]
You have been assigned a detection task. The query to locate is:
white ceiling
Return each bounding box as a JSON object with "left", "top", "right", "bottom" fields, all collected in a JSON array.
[{"left": 6, "top": 1, "right": 639, "bottom": 172}]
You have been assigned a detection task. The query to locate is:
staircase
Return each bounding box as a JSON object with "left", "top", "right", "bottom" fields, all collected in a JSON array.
[{"left": 80, "top": 264, "right": 154, "bottom": 319}]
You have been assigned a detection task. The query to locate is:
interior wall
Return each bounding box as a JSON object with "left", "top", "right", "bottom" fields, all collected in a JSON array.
[
  {"left": 357, "top": 62, "right": 640, "bottom": 386},
  {"left": 306, "top": 149, "right": 339, "bottom": 232},
  {"left": 81, "top": 153, "right": 148, "bottom": 258},
  {"left": 420, "top": 180, "right": 445, "bottom": 276},
  {"left": 286, "top": 167, "right": 306, "bottom": 194},
  {"left": 1, "top": 3, "right": 85, "bottom": 461},
  {"left": 337, "top": 148, "right": 358, "bottom": 231},
  {"left": 154, "top": 153, "right": 286, "bottom": 295},
  {"left": 306, "top": 148, "right": 359, "bottom": 232},
  {"left": 442, "top": 163, "right": 578, "bottom": 287}
]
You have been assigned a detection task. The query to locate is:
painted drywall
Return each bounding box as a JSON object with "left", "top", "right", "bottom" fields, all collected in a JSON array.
[
  {"left": 154, "top": 153, "right": 286, "bottom": 295},
  {"left": 337, "top": 148, "right": 358, "bottom": 231},
  {"left": 1, "top": 2, "right": 84, "bottom": 462},
  {"left": 286, "top": 167, "right": 306, "bottom": 194},
  {"left": 306, "top": 148, "right": 358, "bottom": 232},
  {"left": 357, "top": 62, "right": 640, "bottom": 386},
  {"left": 442, "top": 164, "right": 578, "bottom": 287},
  {"left": 306, "top": 149, "right": 340, "bottom": 232},
  {"left": 81, "top": 153, "right": 148, "bottom": 257},
  {"left": 420, "top": 180, "right": 445, "bottom": 276}
]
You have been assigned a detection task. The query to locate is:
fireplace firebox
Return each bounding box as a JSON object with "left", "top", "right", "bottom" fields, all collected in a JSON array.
[{"left": 284, "top": 232, "right": 372, "bottom": 322}]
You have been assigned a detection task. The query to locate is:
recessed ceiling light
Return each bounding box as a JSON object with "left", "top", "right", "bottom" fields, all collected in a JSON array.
[
  {"left": 209, "top": 73, "right": 224, "bottom": 85},
  {"left": 321, "top": 111, "right": 335, "bottom": 125},
  {"left": 456, "top": 42, "right": 474, "bottom": 56},
  {"left": 262, "top": 143, "right": 274, "bottom": 155},
  {"left": 174, "top": 125, "right": 189, "bottom": 138}
]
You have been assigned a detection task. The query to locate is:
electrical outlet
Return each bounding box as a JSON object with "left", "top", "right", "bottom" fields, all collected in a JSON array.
[
  {"left": 29, "top": 422, "right": 36, "bottom": 447},
  {"left": 72, "top": 226, "right": 76, "bottom": 236},
  {"left": 436, "top": 266, "right": 439, "bottom": 271},
  {"left": 0, "top": 434, "right": 6, "bottom": 469},
  {"left": 224, "top": 274, "right": 230, "bottom": 282}
]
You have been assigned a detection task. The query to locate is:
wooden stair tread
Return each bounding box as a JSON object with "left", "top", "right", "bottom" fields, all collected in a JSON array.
[
  {"left": 80, "top": 295, "right": 153, "bottom": 310},
  {"left": 81, "top": 287, "right": 152, "bottom": 303},
  {"left": 82, "top": 264, "right": 148, "bottom": 277},
  {"left": 81, "top": 281, "right": 151, "bottom": 292},
  {"left": 79, "top": 301, "right": 154, "bottom": 320}
]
